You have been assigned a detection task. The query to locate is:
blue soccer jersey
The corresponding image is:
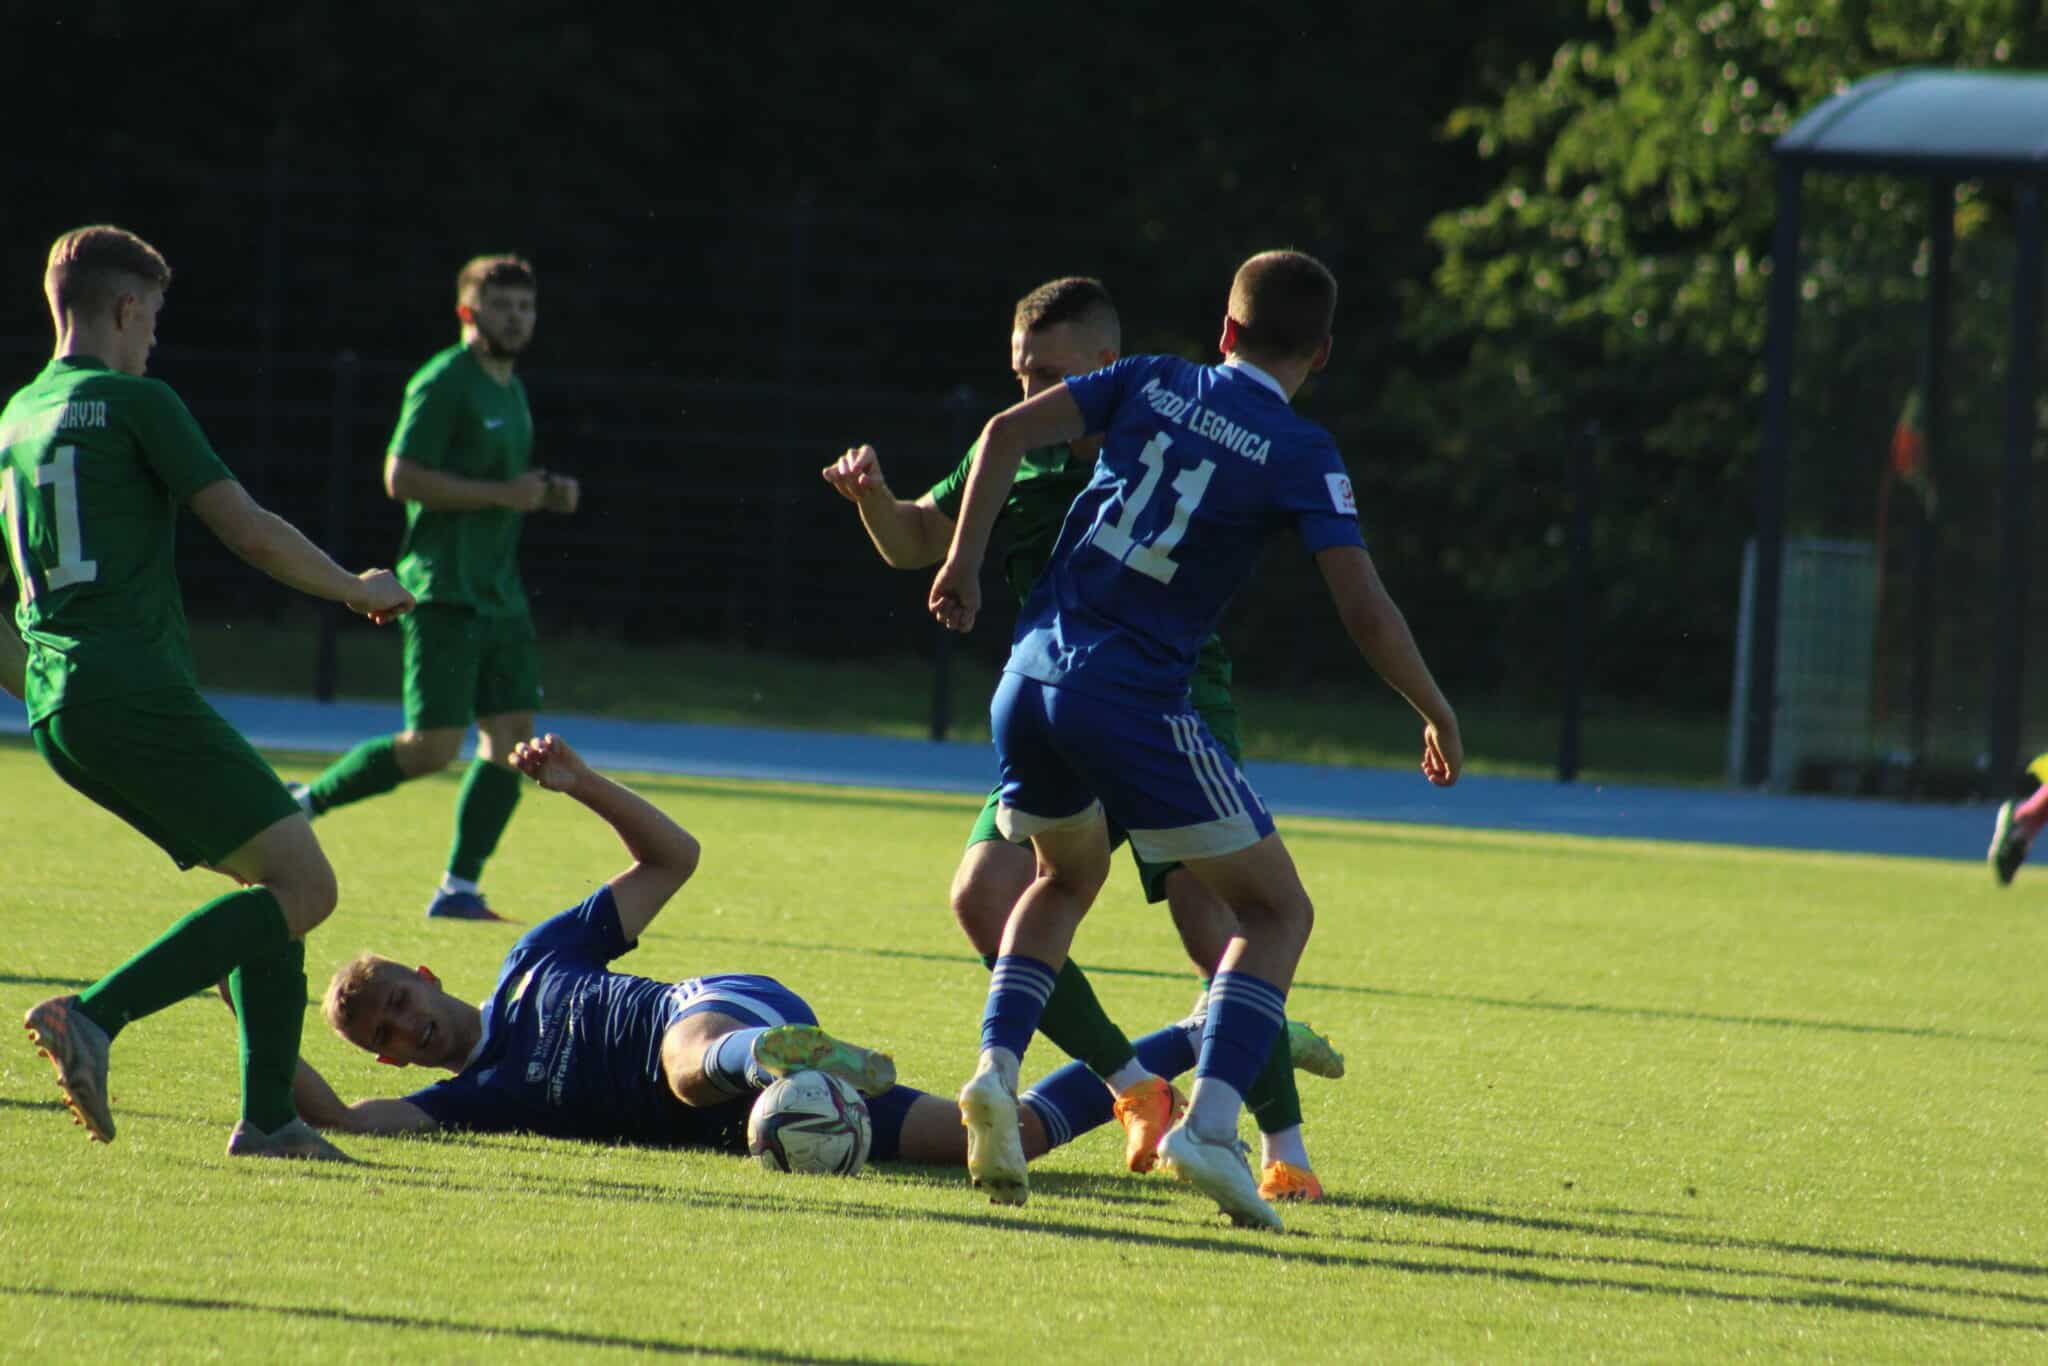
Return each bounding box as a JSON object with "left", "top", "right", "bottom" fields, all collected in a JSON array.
[
  {"left": 1007, "top": 354, "right": 1364, "bottom": 704},
  {"left": 405, "top": 885, "right": 752, "bottom": 1149}
]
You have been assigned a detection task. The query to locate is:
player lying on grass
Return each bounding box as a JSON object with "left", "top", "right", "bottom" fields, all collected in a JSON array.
[
  {"left": 822, "top": 275, "right": 1343, "bottom": 1202},
  {"left": 293, "top": 733, "right": 1227, "bottom": 1170}
]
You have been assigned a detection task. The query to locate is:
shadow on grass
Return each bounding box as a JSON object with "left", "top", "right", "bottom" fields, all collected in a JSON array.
[
  {"left": 0, "top": 972, "right": 96, "bottom": 990},
  {"left": 1344, "top": 1191, "right": 2048, "bottom": 1282},
  {"left": 260, "top": 1155, "right": 2048, "bottom": 1334},
  {"left": 0, "top": 1283, "right": 894, "bottom": 1363},
  {"left": 682, "top": 933, "right": 2041, "bottom": 1048}
]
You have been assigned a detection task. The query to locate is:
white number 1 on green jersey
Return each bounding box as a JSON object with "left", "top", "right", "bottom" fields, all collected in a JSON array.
[{"left": 2, "top": 445, "right": 99, "bottom": 604}]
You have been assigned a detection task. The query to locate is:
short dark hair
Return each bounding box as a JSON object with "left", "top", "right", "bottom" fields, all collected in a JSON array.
[
  {"left": 1013, "top": 276, "right": 1119, "bottom": 349},
  {"left": 456, "top": 254, "right": 537, "bottom": 306},
  {"left": 1227, "top": 250, "right": 1337, "bottom": 362},
  {"left": 45, "top": 226, "right": 172, "bottom": 319}
]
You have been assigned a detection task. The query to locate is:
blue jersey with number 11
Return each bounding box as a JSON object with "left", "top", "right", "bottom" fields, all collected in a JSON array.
[{"left": 1006, "top": 355, "right": 1364, "bottom": 705}]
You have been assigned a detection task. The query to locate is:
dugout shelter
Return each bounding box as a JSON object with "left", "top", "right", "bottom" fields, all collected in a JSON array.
[{"left": 1746, "top": 68, "right": 2048, "bottom": 788}]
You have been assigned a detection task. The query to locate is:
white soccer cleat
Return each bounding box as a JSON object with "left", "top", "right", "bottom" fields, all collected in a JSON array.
[
  {"left": 958, "top": 1066, "right": 1027, "bottom": 1206},
  {"left": 1158, "top": 1122, "right": 1283, "bottom": 1231}
]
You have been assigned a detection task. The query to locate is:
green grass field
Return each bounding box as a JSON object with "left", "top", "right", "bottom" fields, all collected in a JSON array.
[{"left": 3, "top": 740, "right": 2044, "bottom": 1361}]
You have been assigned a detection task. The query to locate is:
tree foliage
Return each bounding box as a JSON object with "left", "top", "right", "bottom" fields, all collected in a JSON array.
[{"left": 1399, "top": 0, "right": 2047, "bottom": 703}]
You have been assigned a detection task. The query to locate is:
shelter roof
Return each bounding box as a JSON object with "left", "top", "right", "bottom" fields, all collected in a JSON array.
[{"left": 1776, "top": 68, "right": 2048, "bottom": 177}]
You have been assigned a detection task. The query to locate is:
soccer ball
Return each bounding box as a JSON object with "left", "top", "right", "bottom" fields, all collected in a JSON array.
[{"left": 747, "top": 1071, "right": 871, "bottom": 1176}]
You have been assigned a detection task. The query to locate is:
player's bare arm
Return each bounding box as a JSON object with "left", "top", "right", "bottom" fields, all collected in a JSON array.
[
  {"left": 930, "top": 385, "right": 1087, "bottom": 631},
  {"left": 821, "top": 444, "right": 954, "bottom": 568},
  {"left": 187, "top": 479, "right": 415, "bottom": 624},
  {"left": 543, "top": 473, "right": 580, "bottom": 514},
  {"left": 509, "top": 734, "right": 701, "bottom": 941},
  {"left": 1315, "top": 544, "right": 1463, "bottom": 786},
  {"left": 385, "top": 453, "right": 551, "bottom": 513},
  {"left": 290, "top": 1058, "right": 439, "bottom": 1135}
]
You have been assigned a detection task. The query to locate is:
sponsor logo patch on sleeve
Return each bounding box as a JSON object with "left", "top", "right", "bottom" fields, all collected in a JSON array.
[{"left": 1325, "top": 472, "right": 1356, "bottom": 515}]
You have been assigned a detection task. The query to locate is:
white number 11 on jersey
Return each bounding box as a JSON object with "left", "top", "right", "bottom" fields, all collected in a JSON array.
[
  {"left": 2, "top": 445, "right": 99, "bottom": 604},
  {"left": 1088, "top": 433, "right": 1215, "bottom": 585}
]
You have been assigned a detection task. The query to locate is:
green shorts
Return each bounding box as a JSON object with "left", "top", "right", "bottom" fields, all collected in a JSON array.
[
  {"left": 402, "top": 604, "right": 543, "bottom": 732},
  {"left": 962, "top": 690, "right": 1245, "bottom": 905},
  {"left": 33, "top": 688, "right": 300, "bottom": 870}
]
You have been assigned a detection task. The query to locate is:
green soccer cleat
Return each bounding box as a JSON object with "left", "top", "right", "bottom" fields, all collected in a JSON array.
[
  {"left": 24, "top": 995, "right": 115, "bottom": 1144},
  {"left": 958, "top": 1066, "right": 1028, "bottom": 1206},
  {"left": 1158, "top": 1123, "right": 1282, "bottom": 1231},
  {"left": 1989, "top": 800, "right": 2029, "bottom": 887},
  {"left": 752, "top": 1024, "right": 896, "bottom": 1096},
  {"left": 226, "top": 1117, "right": 358, "bottom": 1163},
  {"left": 1286, "top": 1020, "right": 1346, "bottom": 1080}
]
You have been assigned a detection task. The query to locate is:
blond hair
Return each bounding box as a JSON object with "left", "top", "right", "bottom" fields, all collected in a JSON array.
[
  {"left": 45, "top": 225, "right": 172, "bottom": 320},
  {"left": 322, "top": 952, "right": 414, "bottom": 1039}
]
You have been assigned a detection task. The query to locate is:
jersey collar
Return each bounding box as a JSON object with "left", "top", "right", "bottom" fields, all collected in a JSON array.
[{"left": 1222, "top": 355, "right": 1288, "bottom": 401}]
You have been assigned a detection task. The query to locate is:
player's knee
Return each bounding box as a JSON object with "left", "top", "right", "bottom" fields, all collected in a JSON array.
[
  {"left": 1046, "top": 858, "right": 1108, "bottom": 903},
  {"left": 269, "top": 853, "right": 340, "bottom": 938},
  {"left": 1237, "top": 889, "right": 1313, "bottom": 947},
  {"left": 949, "top": 875, "right": 1010, "bottom": 956},
  {"left": 398, "top": 729, "right": 463, "bottom": 773}
]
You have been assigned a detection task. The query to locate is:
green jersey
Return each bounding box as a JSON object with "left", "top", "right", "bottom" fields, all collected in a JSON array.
[
  {"left": 391, "top": 344, "right": 534, "bottom": 616},
  {"left": 924, "top": 439, "right": 1234, "bottom": 710},
  {"left": 0, "top": 356, "right": 234, "bottom": 724}
]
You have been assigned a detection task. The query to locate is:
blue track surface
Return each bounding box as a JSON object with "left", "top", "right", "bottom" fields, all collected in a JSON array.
[{"left": 1, "top": 692, "right": 1995, "bottom": 864}]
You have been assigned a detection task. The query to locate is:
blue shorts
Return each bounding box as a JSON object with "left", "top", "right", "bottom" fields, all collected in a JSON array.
[
  {"left": 665, "top": 974, "right": 817, "bottom": 1029},
  {"left": 991, "top": 672, "right": 1274, "bottom": 864}
]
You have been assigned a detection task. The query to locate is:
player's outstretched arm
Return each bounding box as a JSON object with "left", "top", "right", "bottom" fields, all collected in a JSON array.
[
  {"left": 542, "top": 472, "right": 581, "bottom": 515},
  {"left": 187, "top": 479, "right": 415, "bottom": 623},
  {"left": 509, "top": 734, "right": 701, "bottom": 942},
  {"left": 1316, "top": 545, "right": 1463, "bottom": 786},
  {"left": 291, "top": 1058, "right": 439, "bottom": 1135},
  {"left": 385, "top": 453, "right": 551, "bottom": 513},
  {"left": 930, "top": 385, "right": 1086, "bottom": 631},
  {"left": 820, "top": 444, "right": 954, "bottom": 568}
]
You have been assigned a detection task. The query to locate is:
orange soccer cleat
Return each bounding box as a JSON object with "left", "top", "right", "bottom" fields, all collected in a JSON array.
[
  {"left": 1259, "top": 1160, "right": 1325, "bottom": 1203},
  {"left": 1112, "top": 1076, "right": 1185, "bottom": 1174}
]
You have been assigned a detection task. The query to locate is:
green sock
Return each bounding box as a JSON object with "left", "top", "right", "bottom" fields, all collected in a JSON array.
[
  {"left": 229, "top": 938, "right": 306, "bottom": 1132},
  {"left": 77, "top": 887, "right": 293, "bottom": 1039},
  {"left": 983, "top": 953, "right": 1137, "bottom": 1079},
  {"left": 1243, "top": 1016, "right": 1305, "bottom": 1135},
  {"left": 307, "top": 736, "right": 407, "bottom": 814},
  {"left": 446, "top": 759, "right": 523, "bottom": 882}
]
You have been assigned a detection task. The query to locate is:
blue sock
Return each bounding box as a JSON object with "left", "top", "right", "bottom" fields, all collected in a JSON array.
[
  {"left": 1021, "top": 1022, "right": 1201, "bottom": 1150},
  {"left": 865, "top": 1085, "right": 924, "bottom": 1162},
  {"left": 703, "top": 1026, "right": 771, "bottom": 1097},
  {"left": 980, "top": 955, "right": 1059, "bottom": 1061},
  {"left": 1194, "top": 972, "right": 1288, "bottom": 1095}
]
